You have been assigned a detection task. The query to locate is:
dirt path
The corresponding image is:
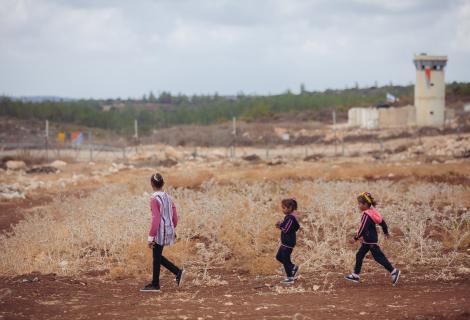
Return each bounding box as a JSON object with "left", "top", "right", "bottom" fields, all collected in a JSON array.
[{"left": 0, "top": 272, "right": 468, "bottom": 320}]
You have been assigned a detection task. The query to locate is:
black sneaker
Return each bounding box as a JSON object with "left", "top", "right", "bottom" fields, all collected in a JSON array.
[
  {"left": 344, "top": 274, "right": 360, "bottom": 283},
  {"left": 292, "top": 265, "right": 300, "bottom": 278},
  {"left": 140, "top": 283, "right": 160, "bottom": 292},
  {"left": 176, "top": 268, "right": 185, "bottom": 288},
  {"left": 391, "top": 269, "right": 401, "bottom": 286}
]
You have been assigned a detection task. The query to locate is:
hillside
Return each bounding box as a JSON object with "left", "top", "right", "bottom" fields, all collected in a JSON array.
[{"left": 1, "top": 83, "right": 469, "bottom": 137}]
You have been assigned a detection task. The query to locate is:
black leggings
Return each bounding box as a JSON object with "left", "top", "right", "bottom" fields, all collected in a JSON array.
[
  {"left": 152, "top": 244, "right": 180, "bottom": 286},
  {"left": 276, "top": 246, "right": 294, "bottom": 278},
  {"left": 354, "top": 243, "right": 394, "bottom": 274}
]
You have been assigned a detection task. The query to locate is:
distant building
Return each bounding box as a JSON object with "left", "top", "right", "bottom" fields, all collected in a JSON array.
[
  {"left": 348, "top": 53, "right": 448, "bottom": 129},
  {"left": 413, "top": 54, "right": 447, "bottom": 126}
]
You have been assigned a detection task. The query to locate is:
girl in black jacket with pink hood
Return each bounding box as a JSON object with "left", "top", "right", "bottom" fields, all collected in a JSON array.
[
  {"left": 275, "top": 198, "right": 300, "bottom": 285},
  {"left": 345, "top": 192, "right": 400, "bottom": 285}
]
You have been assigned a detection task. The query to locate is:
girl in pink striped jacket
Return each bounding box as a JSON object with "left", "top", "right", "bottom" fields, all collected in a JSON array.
[{"left": 140, "top": 173, "right": 185, "bottom": 292}]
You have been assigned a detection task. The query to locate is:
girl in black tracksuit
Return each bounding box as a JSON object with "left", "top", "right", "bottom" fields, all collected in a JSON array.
[
  {"left": 345, "top": 192, "right": 401, "bottom": 285},
  {"left": 275, "top": 198, "right": 300, "bottom": 284}
]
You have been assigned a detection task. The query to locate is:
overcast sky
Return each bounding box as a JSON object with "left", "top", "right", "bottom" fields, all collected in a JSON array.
[{"left": 1, "top": 0, "right": 469, "bottom": 98}]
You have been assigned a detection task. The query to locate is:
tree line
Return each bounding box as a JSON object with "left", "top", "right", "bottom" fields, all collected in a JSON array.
[{"left": 2, "top": 82, "right": 468, "bottom": 135}]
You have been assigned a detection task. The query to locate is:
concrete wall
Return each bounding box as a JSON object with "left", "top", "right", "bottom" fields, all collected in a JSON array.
[
  {"left": 378, "top": 105, "right": 416, "bottom": 127},
  {"left": 348, "top": 107, "right": 379, "bottom": 129},
  {"left": 348, "top": 105, "right": 416, "bottom": 129}
]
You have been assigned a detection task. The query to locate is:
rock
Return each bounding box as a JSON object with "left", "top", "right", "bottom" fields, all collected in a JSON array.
[
  {"left": 164, "top": 146, "right": 184, "bottom": 161},
  {"left": 304, "top": 154, "right": 323, "bottom": 162},
  {"left": 0, "top": 288, "right": 12, "bottom": 300},
  {"left": 6, "top": 160, "right": 26, "bottom": 170},
  {"left": 457, "top": 267, "right": 470, "bottom": 275},
  {"left": 0, "top": 184, "right": 25, "bottom": 200},
  {"left": 49, "top": 160, "right": 67, "bottom": 168},
  {"left": 26, "top": 166, "right": 59, "bottom": 174},
  {"left": 242, "top": 154, "right": 261, "bottom": 162}
]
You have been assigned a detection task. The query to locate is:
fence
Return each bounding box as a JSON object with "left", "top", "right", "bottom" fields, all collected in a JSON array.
[{"left": 0, "top": 117, "right": 467, "bottom": 164}]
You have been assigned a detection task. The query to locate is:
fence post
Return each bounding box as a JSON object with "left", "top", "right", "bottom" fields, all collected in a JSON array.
[
  {"left": 232, "top": 117, "right": 237, "bottom": 159},
  {"left": 89, "top": 130, "right": 93, "bottom": 161},
  {"left": 134, "top": 119, "right": 139, "bottom": 154},
  {"left": 332, "top": 110, "right": 337, "bottom": 157},
  {"left": 45, "top": 120, "right": 49, "bottom": 161}
]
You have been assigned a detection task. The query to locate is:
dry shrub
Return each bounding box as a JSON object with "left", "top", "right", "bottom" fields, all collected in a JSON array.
[{"left": 0, "top": 179, "right": 468, "bottom": 283}]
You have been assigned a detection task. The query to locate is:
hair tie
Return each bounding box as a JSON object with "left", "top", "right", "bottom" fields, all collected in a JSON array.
[
  {"left": 361, "top": 192, "right": 372, "bottom": 204},
  {"left": 153, "top": 173, "right": 161, "bottom": 181}
]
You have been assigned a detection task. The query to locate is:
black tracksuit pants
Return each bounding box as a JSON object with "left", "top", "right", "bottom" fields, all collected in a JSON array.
[
  {"left": 152, "top": 244, "right": 180, "bottom": 286},
  {"left": 354, "top": 243, "right": 394, "bottom": 274},
  {"left": 276, "top": 246, "right": 294, "bottom": 278}
]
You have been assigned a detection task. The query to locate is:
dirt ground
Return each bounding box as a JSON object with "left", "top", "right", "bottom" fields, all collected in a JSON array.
[
  {"left": 1, "top": 160, "right": 469, "bottom": 319},
  {"left": 0, "top": 270, "right": 469, "bottom": 320}
]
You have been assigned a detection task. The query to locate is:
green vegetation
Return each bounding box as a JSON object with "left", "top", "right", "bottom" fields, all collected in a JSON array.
[{"left": 1, "top": 82, "right": 468, "bottom": 134}]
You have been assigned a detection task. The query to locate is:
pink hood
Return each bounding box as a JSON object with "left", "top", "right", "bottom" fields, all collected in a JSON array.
[{"left": 364, "top": 207, "right": 383, "bottom": 224}]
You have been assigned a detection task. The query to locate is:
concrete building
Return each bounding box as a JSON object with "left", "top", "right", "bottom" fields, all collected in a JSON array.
[
  {"left": 413, "top": 54, "right": 448, "bottom": 126},
  {"left": 348, "top": 53, "right": 448, "bottom": 129}
]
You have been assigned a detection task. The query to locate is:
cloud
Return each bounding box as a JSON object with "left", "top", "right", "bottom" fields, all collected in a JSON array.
[{"left": 0, "top": 0, "right": 469, "bottom": 98}]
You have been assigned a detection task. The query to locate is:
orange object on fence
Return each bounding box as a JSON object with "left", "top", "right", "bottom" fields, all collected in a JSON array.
[{"left": 57, "top": 132, "right": 65, "bottom": 142}]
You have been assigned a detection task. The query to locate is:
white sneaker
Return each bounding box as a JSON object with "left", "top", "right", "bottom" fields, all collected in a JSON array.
[
  {"left": 391, "top": 269, "right": 401, "bottom": 286},
  {"left": 344, "top": 274, "right": 360, "bottom": 283},
  {"left": 280, "top": 277, "right": 294, "bottom": 285}
]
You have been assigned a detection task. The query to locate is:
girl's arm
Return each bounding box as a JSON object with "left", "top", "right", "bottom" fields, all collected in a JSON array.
[
  {"left": 279, "top": 216, "right": 293, "bottom": 233},
  {"left": 172, "top": 202, "right": 178, "bottom": 228},
  {"left": 354, "top": 213, "right": 370, "bottom": 240},
  {"left": 379, "top": 219, "right": 389, "bottom": 236},
  {"left": 148, "top": 198, "right": 161, "bottom": 242}
]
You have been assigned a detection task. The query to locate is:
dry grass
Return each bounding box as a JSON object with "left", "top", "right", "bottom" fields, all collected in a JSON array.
[{"left": 0, "top": 177, "right": 469, "bottom": 284}]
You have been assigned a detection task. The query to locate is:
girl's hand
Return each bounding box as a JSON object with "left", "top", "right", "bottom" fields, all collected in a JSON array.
[
  {"left": 148, "top": 241, "right": 155, "bottom": 249},
  {"left": 275, "top": 221, "right": 281, "bottom": 228},
  {"left": 349, "top": 237, "right": 356, "bottom": 244},
  {"left": 384, "top": 234, "right": 391, "bottom": 240}
]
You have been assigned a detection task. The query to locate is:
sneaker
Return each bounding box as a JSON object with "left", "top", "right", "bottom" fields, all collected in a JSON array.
[
  {"left": 280, "top": 277, "right": 295, "bottom": 285},
  {"left": 176, "top": 268, "right": 185, "bottom": 288},
  {"left": 292, "top": 265, "right": 300, "bottom": 278},
  {"left": 344, "top": 274, "right": 360, "bottom": 283},
  {"left": 391, "top": 269, "right": 401, "bottom": 286},
  {"left": 140, "top": 283, "right": 160, "bottom": 292}
]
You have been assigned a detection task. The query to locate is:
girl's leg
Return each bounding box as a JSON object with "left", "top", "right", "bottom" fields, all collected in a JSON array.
[
  {"left": 369, "top": 245, "right": 394, "bottom": 273},
  {"left": 276, "top": 247, "right": 283, "bottom": 263},
  {"left": 161, "top": 255, "right": 181, "bottom": 275},
  {"left": 152, "top": 244, "right": 164, "bottom": 286},
  {"left": 284, "top": 249, "right": 294, "bottom": 277},
  {"left": 354, "top": 244, "right": 370, "bottom": 275},
  {"left": 276, "top": 246, "right": 294, "bottom": 277}
]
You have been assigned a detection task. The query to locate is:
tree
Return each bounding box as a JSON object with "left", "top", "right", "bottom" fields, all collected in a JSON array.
[{"left": 148, "top": 91, "right": 157, "bottom": 102}]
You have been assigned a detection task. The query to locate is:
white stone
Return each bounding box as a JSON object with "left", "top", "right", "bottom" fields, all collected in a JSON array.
[
  {"left": 6, "top": 160, "right": 26, "bottom": 170},
  {"left": 49, "top": 160, "right": 67, "bottom": 168}
]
